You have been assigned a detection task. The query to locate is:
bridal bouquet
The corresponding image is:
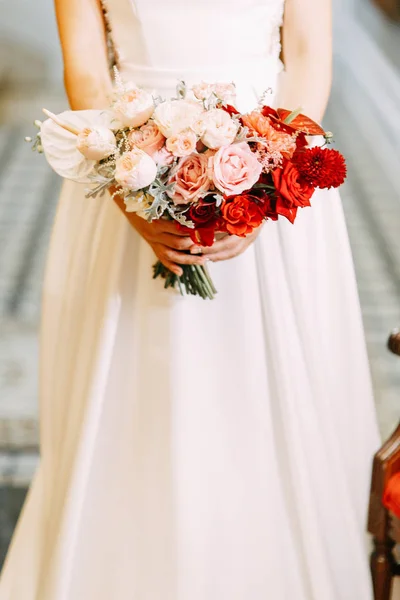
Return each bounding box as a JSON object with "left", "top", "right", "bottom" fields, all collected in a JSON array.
[{"left": 30, "top": 74, "right": 346, "bottom": 299}]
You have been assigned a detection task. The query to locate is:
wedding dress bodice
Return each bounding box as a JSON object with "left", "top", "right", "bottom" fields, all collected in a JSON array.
[{"left": 101, "top": 0, "right": 285, "bottom": 105}]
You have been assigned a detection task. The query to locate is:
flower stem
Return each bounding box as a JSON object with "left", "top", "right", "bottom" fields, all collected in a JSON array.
[{"left": 152, "top": 261, "right": 217, "bottom": 299}]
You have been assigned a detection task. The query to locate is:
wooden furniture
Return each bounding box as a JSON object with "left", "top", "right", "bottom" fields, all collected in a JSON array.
[
  {"left": 373, "top": 0, "right": 400, "bottom": 20},
  {"left": 368, "top": 330, "right": 400, "bottom": 600}
]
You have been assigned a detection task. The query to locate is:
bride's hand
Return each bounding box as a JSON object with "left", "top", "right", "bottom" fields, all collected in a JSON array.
[
  {"left": 129, "top": 214, "right": 205, "bottom": 276},
  {"left": 111, "top": 187, "right": 204, "bottom": 276},
  {"left": 196, "top": 227, "right": 262, "bottom": 262}
]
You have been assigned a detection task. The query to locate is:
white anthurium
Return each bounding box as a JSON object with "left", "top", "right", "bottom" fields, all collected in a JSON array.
[{"left": 40, "top": 109, "right": 116, "bottom": 183}]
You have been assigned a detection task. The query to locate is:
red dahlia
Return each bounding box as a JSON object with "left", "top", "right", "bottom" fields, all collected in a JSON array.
[{"left": 294, "top": 147, "right": 347, "bottom": 189}]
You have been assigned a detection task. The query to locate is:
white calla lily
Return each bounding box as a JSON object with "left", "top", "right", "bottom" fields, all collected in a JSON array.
[{"left": 40, "top": 109, "right": 116, "bottom": 183}]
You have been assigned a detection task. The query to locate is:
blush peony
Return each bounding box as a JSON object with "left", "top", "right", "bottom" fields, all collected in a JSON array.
[
  {"left": 199, "top": 108, "right": 238, "bottom": 149},
  {"left": 113, "top": 87, "right": 155, "bottom": 128},
  {"left": 76, "top": 126, "right": 116, "bottom": 160},
  {"left": 115, "top": 148, "right": 157, "bottom": 191},
  {"left": 153, "top": 100, "right": 203, "bottom": 138},
  {"left": 212, "top": 142, "right": 262, "bottom": 196}
]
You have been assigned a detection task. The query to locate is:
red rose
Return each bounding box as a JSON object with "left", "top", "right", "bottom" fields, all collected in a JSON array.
[
  {"left": 187, "top": 197, "right": 220, "bottom": 246},
  {"left": 272, "top": 160, "right": 314, "bottom": 223},
  {"left": 221, "top": 194, "right": 265, "bottom": 237},
  {"left": 260, "top": 194, "right": 278, "bottom": 221}
]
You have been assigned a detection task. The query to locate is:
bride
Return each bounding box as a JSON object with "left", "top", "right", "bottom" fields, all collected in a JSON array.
[{"left": 0, "top": 0, "right": 381, "bottom": 598}]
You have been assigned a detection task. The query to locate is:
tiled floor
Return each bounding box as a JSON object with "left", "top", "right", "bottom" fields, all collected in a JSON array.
[{"left": 0, "top": 3, "right": 399, "bottom": 572}]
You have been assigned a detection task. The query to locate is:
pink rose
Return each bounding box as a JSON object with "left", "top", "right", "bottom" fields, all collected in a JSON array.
[
  {"left": 167, "top": 153, "right": 211, "bottom": 205},
  {"left": 128, "top": 123, "right": 165, "bottom": 156},
  {"left": 152, "top": 146, "right": 174, "bottom": 167},
  {"left": 212, "top": 142, "right": 262, "bottom": 196},
  {"left": 166, "top": 130, "right": 197, "bottom": 157}
]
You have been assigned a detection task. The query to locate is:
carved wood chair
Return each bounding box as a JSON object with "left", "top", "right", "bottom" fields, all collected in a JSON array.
[
  {"left": 373, "top": 0, "right": 400, "bottom": 21},
  {"left": 368, "top": 330, "right": 400, "bottom": 600}
]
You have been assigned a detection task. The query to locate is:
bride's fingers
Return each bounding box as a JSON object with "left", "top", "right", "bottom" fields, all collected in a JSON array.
[
  {"left": 153, "top": 220, "right": 190, "bottom": 236},
  {"left": 199, "top": 236, "right": 240, "bottom": 255},
  {"left": 153, "top": 243, "right": 206, "bottom": 269},
  {"left": 159, "top": 233, "right": 194, "bottom": 251}
]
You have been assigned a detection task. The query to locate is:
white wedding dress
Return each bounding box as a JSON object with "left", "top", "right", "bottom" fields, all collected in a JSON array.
[{"left": 0, "top": 1, "right": 381, "bottom": 599}]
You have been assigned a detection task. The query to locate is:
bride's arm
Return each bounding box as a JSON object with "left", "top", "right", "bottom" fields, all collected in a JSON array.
[
  {"left": 54, "top": 0, "right": 113, "bottom": 109},
  {"left": 54, "top": 0, "right": 202, "bottom": 275},
  {"left": 278, "top": 0, "right": 332, "bottom": 123}
]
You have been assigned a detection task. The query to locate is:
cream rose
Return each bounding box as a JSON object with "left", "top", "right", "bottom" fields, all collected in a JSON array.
[
  {"left": 192, "top": 81, "right": 236, "bottom": 105},
  {"left": 213, "top": 82, "right": 236, "bottom": 105},
  {"left": 113, "top": 87, "right": 154, "bottom": 128},
  {"left": 166, "top": 130, "right": 197, "bottom": 157},
  {"left": 76, "top": 126, "right": 117, "bottom": 160},
  {"left": 167, "top": 153, "right": 211, "bottom": 205},
  {"left": 199, "top": 109, "right": 238, "bottom": 149},
  {"left": 212, "top": 142, "right": 262, "bottom": 196},
  {"left": 124, "top": 191, "right": 153, "bottom": 218},
  {"left": 153, "top": 100, "right": 203, "bottom": 138},
  {"left": 115, "top": 148, "right": 157, "bottom": 191},
  {"left": 192, "top": 82, "right": 213, "bottom": 101},
  {"left": 128, "top": 122, "right": 165, "bottom": 156}
]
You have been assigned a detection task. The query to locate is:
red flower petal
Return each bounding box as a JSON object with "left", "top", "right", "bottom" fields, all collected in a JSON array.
[
  {"left": 277, "top": 109, "right": 326, "bottom": 136},
  {"left": 294, "top": 147, "right": 347, "bottom": 189}
]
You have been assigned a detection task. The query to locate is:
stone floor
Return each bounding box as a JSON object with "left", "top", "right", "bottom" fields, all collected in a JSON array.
[{"left": 0, "top": 2, "right": 400, "bottom": 575}]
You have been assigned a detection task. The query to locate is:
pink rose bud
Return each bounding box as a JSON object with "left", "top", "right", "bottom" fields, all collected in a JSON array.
[{"left": 166, "top": 130, "right": 197, "bottom": 157}]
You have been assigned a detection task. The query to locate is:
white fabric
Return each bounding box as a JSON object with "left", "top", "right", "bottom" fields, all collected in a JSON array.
[{"left": 0, "top": 1, "right": 381, "bottom": 599}]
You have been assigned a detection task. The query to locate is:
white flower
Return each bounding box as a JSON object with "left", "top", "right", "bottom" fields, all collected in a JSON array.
[
  {"left": 199, "top": 108, "right": 238, "bottom": 149},
  {"left": 113, "top": 87, "right": 154, "bottom": 128},
  {"left": 76, "top": 126, "right": 116, "bottom": 160},
  {"left": 115, "top": 148, "right": 157, "bottom": 191},
  {"left": 40, "top": 108, "right": 116, "bottom": 183},
  {"left": 213, "top": 82, "right": 236, "bottom": 105},
  {"left": 153, "top": 100, "right": 203, "bottom": 138},
  {"left": 191, "top": 81, "right": 237, "bottom": 105},
  {"left": 166, "top": 130, "right": 197, "bottom": 157},
  {"left": 192, "top": 82, "right": 213, "bottom": 101},
  {"left": 124, "top": 191, "right": 153, "bottom": 218}
]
